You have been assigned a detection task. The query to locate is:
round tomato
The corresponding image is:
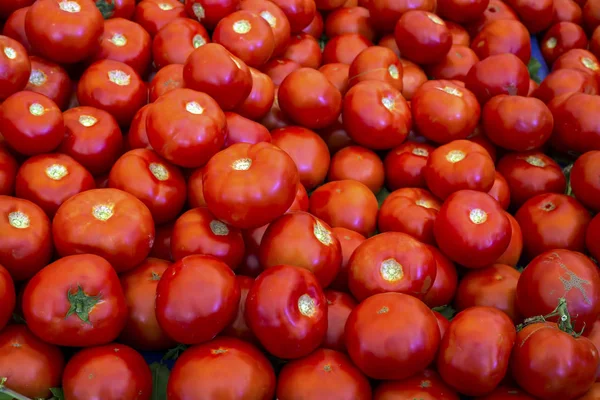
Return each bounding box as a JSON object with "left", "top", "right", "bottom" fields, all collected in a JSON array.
[
  {"left": 571, "top": 150, "right": 600, "bottom": 212},
  {"left": 465, "top": 0, "right": 519, "bottom": 37},
  {"left": 394, "top": 11, "right": 452, "bottom": 65},
  {"left": 224, "top": 112, "right": 271, "bottom": 147},
  {"left": 496, "top": 213, "right": 524, "bottom": 267},
  {"left": 541, "top": 22, "right": 588, "bottom": 65},
  {"left": 235, "top": 67, "right": 276, "bottom": 121},
  {"left": 322, "top": 32, "right": 372, "bottom": 65},
  {"left": 239, "top": 0, "right": 291, "bottom": 57},
  {"left": 348, "top": 46, "right": 403, "bottom": 91},
  {"left": 323, "top": 290, "right": 356, "bottom": 352},
  {"left": 0, "top": 264, "right": 14, "bottom": 331},
  {"left": 327, "top": 145, "right": 385, "bottom": 193},
  {"left": 426, "top": 45, "right": 480, "bottom": 82},
  {"left": 0, "top": 35, "right": 31, "bottom": 101},
  {"left": 579, "top": 383, "right": 600, "bottom": 400},
  {"left": 320, "top": 62, "right": 351, "bottom": 95},
  {"left": 374, "top": 369, "right": 460, "bottom": 400},
  {"left": 471, "top": 19, "right": 531, "bottom": 64},
  {"left": 134, "top": 0, "right": 186, "bottom": 36},
  {"left": 184, "top": 0, "right": 240, "bottom": 31},
  {"left": 282, "top": 33, "right": 322, "bottom": 68},
  {"left": 0, "top": 143, "right": 17, "bottom": 196},
  {"left": 268, "top": 0, "right": 316, "bottom": 33},
  {"left": 329, "top": 227, "right": 365, "bottom": 292},
  {"left": 367, "top": 0, "right": 436, "bottom": 33},
  {"left": 2, "top": 8, "right": 32, "bottom": 54},
  {"left": 25, "top": 56, "right": 72, "bottom": 111},
  {"left": 533, "top": 68, "right": 598, "bottom": 104},
  {"left": 152, "top": 17, "right": 209, "bottom": 70},
  {"left": 221, "top": 275, "right": 257, "bottom": 343},
  {"left": 150, "top": 222, "right": 174, "bottom": 261},
  {"left": 384, "top": 142, "right": 434, "bottom": 190},
  {"left": 325, "top": 6, "right": 376, "bottom": 42},
  {"left": 399, "top": 58, "right": 428, "bottom": 100},
  {"left": 422, "top": 245, "right": 458, "bottom": 308},
  {"left": 488, "top": 171, "right": 511, "bottom": 210},
  {"left": 148, "top": 64, "right": 185, "bottom": 103}
]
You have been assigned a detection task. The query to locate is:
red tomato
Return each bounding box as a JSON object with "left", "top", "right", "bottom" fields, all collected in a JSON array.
[
  {"left": 517, "top": 249, "right": 600, "bottom": 333},
  {"left": 239, "top": 0, "right": 291, "bottom": 57},
  {"left": 281, "top": 33, "right": 322, "bottom": 68},
  {"left": 511, "top": 321, "right": 598, "bottom": 399},
  {"left": 186, "top": 167, "right": 206, "bottom": 209},
  {"left": 424, "top": 140, "right": 495, "bottom": 200},
  {"left": 221, "top": 275, "right": 257, "bottom": 343},
  {"left": 318, "top": 116, "right": 355, "bottom": 154},
  {"left": 533, "top": 68, "right": 598, "bottom": 104},
  {"left": 325, "top": 6, "right": 376, "bottom": 42},
  {"left": 488, "top": 171, "right": 510, "bottom": 210},
  {"left": 592, "top": 27, "right": 600, "bottom": 61},
  {"left": 235, "top": 67, "right": 276, "bottom": 121},
  {"left": 374, "top": 369, "right": 460, "bottom": 400},
  {"left": 259, "top": 212, "right": 342, "bottom": 287},
  {"left": 322, "top": 32, "right": 372, "bottom": 65},
  {"left": 346, "top": 292, "right": 440, "bottom": 380},
  {"left": 319, "top": 63, "right": 351, "bottom": 95},
  {"left": 263, "top": 58, "right": 302, "bottom": 84},
  {"left": 268, "top": 0, "right": 316, "bottom": 33},
  {"left": 0, "top": 264, "right": 14, "bottom": 331},
  {"left": 53, "top": 188, "right": 155, "bottom": 273},
  {"left": 435, "top": 190, "right": 511, "bottom": 268},
  {"left": 552, "top": 49, "right": 600, "bottom": 86},
  {"left": 348, "top": 231, "right": 436, "bottom": 301},
  {"left": 224, "top": 112, "right": 271, "bottom": 148},
  {"left": 25, "top": 56, "right": 72, "bottom": 111},
  {"left": 15, "top": 153, "right": 96, "bottom": 217},
  {"left": 587, "top": 318, "right": 600, "bottom": 381},
  {"left": 496, "top": 213, "right": 523, "bottom": 267},
  {"left": 579, "top": 383, "right": 600, "bottom": 400},
  {"left": 367, "top": 0, "right": 435, "bottom": 34},
  {"left": 301, "top": 7, "right": 323, "bottom": 37},
  {"left": 245, "top": 264, "right": 327, "bottom": 359},
  {"left": 150, "top": 222, "right": 174, "bottom": 261},
  {"left": 277, "top": 349, "right": 372, "bottom": 399},
  {"left": 516, "top": 193, "right": 591, "bottom": 259},
  {"left": 399, "top": 58, "right": 428, "bottom": 100},
  {"left": 322, "top": 290, "right": 356, "bottom": 352},
  {"left": 571, "top": 151, "right": 600, "bottom": 212},
  {"left": 504, "top": 0, "right": 553, "bottom": 33},
  {"left": 471, "top": 19, "right": 531, "bottom": 64},
  {"left": 0, "top": 143, "right": 17, "bottom": 196},
  {"left": 203, "top": 142, "right": 299, "bottom": 229},
  {"left": 167, "top": 337, "right": 275, "bottom": 399},
  {"left": 394, "top": 11, "right": 452, "bottom": 65},
  {"left": 384, "top": 142, "right": 434, "bottom": 190},
  {"left": 184, "top": 0, "right": 240, "bottom": 31},
  {"left": 171, "top": 207, "right": 245, "bottom": 269},
  {"left": 0, "top": 196, "right": 52, "bottom": 281},
  {"left": 342, "top": 80, "right": 411, "bottom": 150},
  {"left": 288, "top": 182, "right": 310, "bottom": 212},
  {"left": 0, "top": 325, "right": 64, "bottom": 399},
  {"left": 426, "top": 45, "right": 480, "bottom": 82},
  {"left": 329, "top": 227, "right": 365, "bottom": 292},
  {"left": 309, "top": 179, "right": 378, "bottom": 237},
  {"left": 134, "top": 0, "right": 186, "bottom": 36},
  {"left": 445, "top": 21, "right": 470, "bottom": 46},
  {"left": 119, "top": 258, "right": 176, "bottom": 351},
  {"left": 22, "top": 254, "right": 127, "bottom": 347},
  {"left": 549, "top": 92, "right": 600, "bottom": 154},
  {"left": 62, "top": 344, "right": 152, "bottom": 400},
  {"left": 97, "top": 0, "right": 136, "bottom": 20},
  {"left": 60, "top": 106, "right": 124, "bottom": 176},
  {"left": 156, "top": 255, "right": 240, "bottom": 344},
  {"left": 348, "top": 46, "right": 403, "bottom": 91},
  {"left": 465, "top": 0, "right": 519, "bottom": 37},
  {"left": 423, "top": 245, "right": 459, "bottom": 308},
  {"left": 0, "top": 91, "right": 64, "bottom": 156},
  {"left": 25, "top": 0, "right": 104, "bottom": 64},
  {"left": 327, "top": 145, "right": 384, "bottom": 193},
  {"left": 148, "top": 64, "right": 185, "bottom": 103},
  {"left": 436, "top": 0, "right": 489, "bottom": 23},
  {"left": 0, "top": 35, "right": 30, "bottom": 101},
  {"left": 541, "top": 22, "right": 588, "bottom": 65},
  {"left": 238, "top": 224, "right": 269, "bottom": 277},
  {"left": 553, "top": 0, "right": 583, "bottom": 25},
  {"left": 152, "top": 18, "right": 209, "bottom": 70},
  {"left": 587, "top": 214, "right": 600, "bottom": 263},
  {"left": 0, "top": 0, "right": 34, "bottom": 19},
  {"left": 437, "top": 307, "right": 516, "bottom": 396},
  {"left": 2, "top": 8, "right": 32, "bottom": 54}
]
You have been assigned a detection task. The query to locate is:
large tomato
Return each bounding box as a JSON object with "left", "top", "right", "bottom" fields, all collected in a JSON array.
[
  {"left": 394, "top": 11, "right": 452, "bottom": 65},
  {"left": 532, "top": 68, "right": 598, "bottom": 104},
  {"left": 134, "top": 0, "right": 186, "bottom": 36},
  {"left": 328, "top": 145, "right": 385, "bottom": 193},
  {"left": 0, "top": 264, "right": 14, "bottom": 331},
  {"left": 422, "top": 245, "right": 458, "bottom": 308},
  {"left": 239, "top": 0, "right": 291, "bottom": 57},
  {"left": 384, "top": 142, "right": 434, "bottom": 190},
  {"left": 25, "top": 56, "right": 72, "bottom": 111},
  {"left": 374, "top": 369, "right": 460, "bottom": 400},
  {"left": 348, "top": 46, "right": 403, "bottom": 91},
  {"left": 471, "top": 19, "right": 531, "bottom": 64},
  {"left": 152, "top": 17, "right": 209, "bottom": 69},
  {"left": 224, "top": 112, "right": 271, "bottom": 147},
  {"left": 345, "top": 292, "right": 440, "bottom": 380},
  {"left": 322, "top": 290, "right": 356, "bottom": 352},
  {"left": 0, "top": 35, "right": 30, "bottom": 101},
  {"left": 22, "top": 254, "right": 127, "bottom": 347},
  {"left": 148, "top": 64, "right": 184, "bottom": 103},
  {"left": 571, "top": 150, "right": 600, "bottom": 212},
  {"left": 184, "top": 0, "right": 242, "bottom": 31},
  {"left": 329, "top": 227, "right": 365, "bottom": 292},
  {"left": 221, "top": 275, "right": 257, "bottom": 343},
  {"left": 426, "top": 45, "right": 480, "bottom": 82}
]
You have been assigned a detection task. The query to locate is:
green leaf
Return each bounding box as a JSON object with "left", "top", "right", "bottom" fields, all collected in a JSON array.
[
  {"left": 376, "top": 188, "right": 391, "bottom": 208},
  {"left": 11, "top": 313, "right": 25, "bottom": 325},
  {"left": 432, "top": 305, "right": 457, "bottom": 321},
  {"left": 563, "top": 163, "right": 574, "bottom": 197},
  {"left": 528, "top": 57, "right": 542, "bottom": 84},
  {"left": 150, "top": 363, "right": 170, "bottom": 400},
  {"left": 95, "top": 0, "right": 116, "bottom": 19},
  {"left": 0, "top": 394, "right": 13, "bottom": 400},
  {"left": 162, "top": 344, "right": 189, "bottom": 362},
  {"left": 49, "top": 388, "right": 65, "bottom": 400},
  {"left": 318, "top": 34, "right": 329, "bottom": 52}
]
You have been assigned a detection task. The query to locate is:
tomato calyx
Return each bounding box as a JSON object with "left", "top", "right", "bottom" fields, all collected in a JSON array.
[
  {"left": 432, "top": 305, "right": 456, "bottom": 321},
  {"left": 0, "top": 377, "right": 33, "bottom": 400},
  {"left": 65, "top": 286, "right": 102, "bottom": 324},
  {"left": 516, "top": 297, "right": 584, "bottom": 337},
  {"left": 95, "top": 0, "right": 116, "bottom": 19}
]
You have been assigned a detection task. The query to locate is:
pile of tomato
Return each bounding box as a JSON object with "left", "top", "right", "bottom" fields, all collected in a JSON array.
[{"left": 3, "top": 0, "right": 600, "bottom": 399}]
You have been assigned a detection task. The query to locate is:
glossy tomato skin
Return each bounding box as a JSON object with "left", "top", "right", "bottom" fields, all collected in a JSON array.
[
  {"left": 465, "top": 0, "right": 519, "bottom": 38},
  {"left": 394, "top": 11, "right": 452, "bottom": 65},
  {"left": 245, "top": 264, "right": 327, "bottom": 359},
  {"left": 587, "top": 214, "right": 600, "bottom": 263},
  {"left": 25, "top": 56, "right": 72, "bottom": 111},
  {"left": 62, "top": 344, "right": 152, "bottom": 400},
  {"left": 22, "top": 254, "right": 127, "bottom": 347},
  {"left": 436, "top": 0, "right": 489, "bottom": 23},
  {"left": 0, "top": 91, "right": 64, "bottom": 156},
  {"left": 0, "top": 196, "right": 52, "bottom": 281},
  {"left": 0, "top": 35, "right": 31, "bottom": 101},
  {"left": 346, "top": 292, "right": 440, "bottom": 380},
  {"left": 235, "top": 67, "right": 276, "bottom": 121},
  {"left": 15, "top": 153, "right": 96, "bottom": 217},
  {"left": 488, "top": 171, "right": 510, "bottom": 210},
  {"left": 184, "top": 0, "right": 240, "bottom": 31},
  {"left": 328, "top": 146, "right": 384, "bottom": 193},
  {"left": 516, "top": 249, "right": 600, "bottom": 333},
  {"left": 108, "top": 148, "right": 186, "bottom": 224},
  {"left": 384, "top": 142, "right": 434, "bottom": 190},
  {"left": 269, "top": 0, "right": 316, "bottom": 33},
  {"left": 276, "top": 349, "right": 372, "bottom": 400},
  {"left": 328, "top": 227, "right": 365, "bottom": 292},
  {"left": 504, "top": 0, "right": 553, "bottom": 34},
  {"left": 374, "top": 369, "right": 460, "bottom": 400},
  {"left": 168, "top": 337, "right": 276, "bottom": 400},
  {"left": 134, "top": 0, "right": 186, "bottom": 36},
  {"left": 203, "top": 142, "right": 299, "bottom": 229},
  {"left": 148, "top": 64, "right": 184, "bottom": 103},
  {"left": 320, "top": 63, "right": 351, "bottom": 95},
  {"left": 0, "top": 143, "right": 17, "bottom": 196},
  {"left": 239, "top": 0, "right": 291, "bottom": 57},
  {"left": 0, "top": 265, "right": 14, "bottom": 331},
  {"left": 571, "top": 151, "right": 600, "bottom": 212},
  {"left": 322, "top": 33, "right": 372, "bottom": 65},
  {"left": 2, "top": 8, "right": 32, "bottom": 54},
  {"left": 437, "top": 307, "right": 516, "bottom": 396},
  {"left": 367, "top": 0, "right": 435, "bottom": 34},
  {"left": 541, "top": 22, "right": 588, "bottom": 66},
  {"left": 25, "top": 0, "right": 104, "bottom": 64},
  {"left": 515, "top": 193, "right": 591, "bottom": 260},
  {"left": 220, "top": 275, "right": 257, "bottom": 343},
  {"left": 426, "top": 45, "right": 480, "bottom": 82},
  {"left": 422, "top": 245, "right": 458, "bottom": 308},
  {"left": 553, "top": 0, "right": 583, "bottom": 25},
  {"left": 325, "top": 6, "right": 376, "bottom": 42},
  {"left": 224, "top": 112, "right": 271, "bottom": 147},
  {"left": 496, "top": 213, "right": 524, "bottom": 267},
  {"left": 282, "top": 33, "right": 322, "bottom": 68},
  {"left": 578, "top": 383, "right": 600, "bottom": 400},
  {"left": 322, "top": 290, "right": 356, "bottom": 353},
  {"left": 399, "top": 58, "right": 428, "bottom": 100},
  {"left": 237, "top": 224, "right": 269, "bottom": 277},
  {"left": 348, "top": 46, "right": 403, "bottom": 91},
  {"left": 532, "top": 68, "right": 598, "bottom": 105},
  {"left": 152, "top": 18, "right": 209, "bottom": 70},
  {"left": 0, "top": 325, "right": 64, "bottom": 399},
  {"left": 119, "top": 258, "right": 177, "bottom": 351},
  {"left": 150, "top": 222, "right": 174, "bottom": 261},
  {"left": 511, "top": 322, "right": 598, "bottom": 400},
  {"left": 156, "top": 255, "right": 240, "bottom": 344},
  {"left": 550, "top": 92, "right": 600, "bottom": 154},
  {"left": 471, "top": 19, "right": 531, "bottom": 64}
]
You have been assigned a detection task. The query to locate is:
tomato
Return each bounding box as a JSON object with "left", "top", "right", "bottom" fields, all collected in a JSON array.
[
  {"left": 496, "top": 213, "right": 523, "bottom": 267},
  {"left": 394, "top": 11, "right": 452, "bottom": 65},
  {"left": 587, "top": 318, "right": 600, "bottom": 381},
  {"left": 471, "top": 20, "right": 530, "bottom": 64},
  {"left": 221, "top": 275, "right": 257, "bottom": 343},
  {"left": 119, "top": 258, "right": 176, "bottom": 351},
  {"left": 328, "top": 227, "right": 365, "bottom": 292},
  {"left": 263, "top": 58, "right": 301, "bottom": 85},
  {"left": 488, "top": 171, "right": 510, "bottom": 210},
  {"left": 321, "top": 290, "right": 356, "bottom": 352},
  {"left": 301, "top": 8, "right": 323, "bottom": 37},
  {"left": 53, "top": 188, "right": 155, "bottom": 273},
  {"left": 150, "top": 222, "right": 174, "bottom": 261},
  {"left": 0, "top": 0, "right": 34, "bottom": 19},
  {"left": 224, "top": 112, "right": 271, "bottom": 148},
  {"left": 399, "top": 58, "right": 428, "bottom": 100},
  {"left": 156, "top": 255, "right": 239, "bottom": 344},
  {"left": 0, "top": 91, "right": 63, "bottom": 156},
  {"left": 277, "top": 349, "right": 372, "bottom": 399},
  {"left": 288, "top": 182, "right": 310, "bottom": 212},
  {"left": 184, "top": 0, "right": 240, "bottom": 31},
  {"left": 475, "top": 386, "right": 536, "bottom": 399},
  {"left": 171, "top": 207, "right": 245, "bottom": 269},
  {"left": 423, "top": 245, "right": 458, "bottom": 308},
  {"left": 203, "top": 142, "right": 298, "bottom": 229},
  {"left": 516, "top": 193, "right": 591, "bottom": 260},
  {"left": 327, "top": 146, "right": 384, "bottom": 193},
  {"left": 541, "top": 22, "right": 588, "bottom": 66},
  {"left": 424, "top": 140, "right": 495, "bottom": 200},
  {"left": 511, "top": 321, "right": 598, "bottom": 399},
  {"left": 0, "top": 264, "right": 14, "bottom": 332},
  {"left": 550, "top": 92, "right": 600, "bottom": 154},
  {"left": 0, "top": 325, "right": 64, "bottom": 399},
  {"left": 517, "top": 249, "right": 600, "bottom": 333},
  {"left": 148, "top": 66, "right": 183, "bottom": 104},
  {"left": 554, "top": 0, "right": 583, "bottom": 25},
  {"left": 348, "top": 46, "right": 403, "bottom": 91},
  {"left": 152, "top": 18, "right": 209, "bottom": 70},
  {"left": 587, "top": 214, "right": 600, "bottom": 263},
  {"left": 60, "top": 106, "right": 124, "bottom": 176},
  {"left": 342, "top": 80, "right": 411, "bottom": 150},
  {"left": 0, "top": 196, "right": 52, "bottom": 281},
  {"left": 532, "top": 68, "right": 598, "bottom": 104},
  {"left": 384, "top": 142, "right": 434, "bottom": 190},
  {"left": 62, "top": 344, "right": 152, "bottom": 400},
  {"left": 235, "top": 67, "right": 276, "bottom": 121},
  {"left": 0, "top": 35, "right": 30, "bottom": 101},
  {"left": 15, "top": 153, "right": 95, "bottom": 217},
  {"left": 585, "top": 0, "right": 600, "bottom": 32},
  {"left": 22, "top": 254, "right": 127, "bottom": 347},
  {"left": 503, "top": 0, "right": 553, "bottom": 34},
  {"left": 96, "top": 0, "right": 136, "bottom": 20},
  {"left": 325, "top": 6, "right": 376, "bottom": 42},
  {"left": 168, "top": 337, "right": 276, "bottom": 399},
  {"left": 367, "top": 0, "right": 435, "bottom": 34},
  {"left": 319, "top": 63, "right": 350, "bottom": 96},
  {"left": 2, "top": 8, "right": 32, "bottom": 54},
  {"left": 426, "top": 45, "right": 480, "bottom": 82},
  {"left": 374, "top": 369, "right": 460, "bottom": 400},
  {"left": 579, "top": 383, "right": 600, "bottom": 400},
  {"left": 592, "top": 27, "right": 600, "bottom": 61},
  {"left": 245, "top": 264, "right": 327, "bottom": 359},
  {"left": 322, "top": 33, "right": 372, "bottom": 65},
  {"left": 318, "top": 117, "right": 355, "bottom": 154},
  {"left": 309, "top": 179, "right": 378, "bottom": 237},
  {"left": 0, "top": 144, "right": 17, "bottom": 196},
  {"left": 25, "top": 0, "right": 104, "bottom": 64},
  {"left": 268, "top": 0, "right": 316, "bottom": 33},
  {"left": 552, "top": 49, "right": 600, "bottom": 86},
  {"left": 186, "top": 168, "right": 206, "bottom": 210},
  {"left": 571, "top": 151, "right": 600, "bottom": 212},
  {"left": 281, "top": 33, "right": 322, "bottom": 68},
  {"left": 239, "top": 0, "right": 291, "bottom": 57},
  {"left": 465, "top": 0, "right": 519, "bottom": 37},
  {"left": 346, "top": 292, "right": 440, "bottom": 380},
  {"left": 134, "top": 0, "right": 186, "bottom": 36},
  {"left": 238, "top": 224, "right": 269, "bottom": 277},
  {"left": 25, "top": 56, "right": 72, "bottom": 111}
]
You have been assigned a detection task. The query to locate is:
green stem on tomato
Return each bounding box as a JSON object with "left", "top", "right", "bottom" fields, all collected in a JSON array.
[
  {"left": 0, "top": 377, "right": 33, "bottom": 400},
  {"left": 516, "top": 298, "right": 583, "bottom": 337}
]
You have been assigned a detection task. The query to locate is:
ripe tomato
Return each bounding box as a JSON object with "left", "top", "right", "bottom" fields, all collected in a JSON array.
[
  {"left": 487, "top": 171, "right": 510, "bottom": 210},
  {"left": 319, "top": 63, "right": 351, "bottom": 95},
  {"left": 2, "top": 8, "right": 32, "bottom": 54},
  {"left": 15, "top": 153, "right": 96, "bottom": 217},
  {"left": 235, "top": 67, "right": 276, "bottom": 121},
  {"left": 309, "top": 179, "right": 378, "bottom": 237},
  {"left": 571, "top": 151, "right": 600, "bottom": 212},
  {"left": 150, "top": 222, "right": 174, "bottom": 261},
  {"left": 579, "top": 383, "right": 600, "bottom": 400},
  {"left": 348, "top": 46, "right": 403, "bottom": 91},
  {"left": 119, "top": 258, "right": 176, "bottom": 351},
  {"left": 471, "top": 19, "right": 531, "bottom": 64},
  {"left": 318, "top": 117, "right": 354, "bottom": 154},
  {"left": 96, "top": 0, "right": 136, "bottom": 19},
  {"left": 263, "top": 58, "right": 302, "bottom": 84},
  {"left": 384, "top": 142, "right": 434, "bottom": 190},
  {"left": 342, "top": 80, "right": 411, "bottom": 150},
  {"left": 394, "top": 11, "right": 452, "bottom": 65},
  {"left": 436, "top": 0, "right": 489, "bottom": 23},
  {"left": 134, "top": 0, "right": 186, "bottom": 36},
  {"left": 0, "top": 35, "right": 30, "bottom": 101},
  {"left": 322, "top": 290, "right": 356, "bottom": 352},
  {"left": 52, "top": 188, "right": 155, "bottom": 272},
  {"left": 184, "top": 0, "right": 240, "bottom": 30},
  {"left": 465, "top": 53, "right": 530, "bottom": 104},
  {"left": 346, "top": 292, "right": 440, "bottom": 380},
  {"left": 0, "top": 325, "right": 64, "bottom": 399},
  {"left": 22, "top": 254, "right": 127, "bottom": 347},
  {"left": 62, "top": 344, "right": 152, "bottom": 400},
  {"left": 329, "top": 227, "right": 365, "bottom": 292},
  {"left": 533, "top": 68, "right": 598, "bottom": 104},
  {"left": 465, "top": 0, "right": 519, "bottom": 37},
  {"left": 148, "top": 64, "right": 185, "bottom": 103},
  {"left": 516, "top": 193, "right": 591, "bottom": 259},
  {"left": 203, "top": 142, "right": 299, "bottom": 229},
  {"left": 399, "top": 58, "right": 428, "bottom": 100},
  {"left": 497, "top": 213, "right": 524, "bottom": 267},
  {"left": 277, "top": 349, "right": 372, "bottom": 400},
  {"left": 587, "top": 214, "right": 600, "bottom": 263},
  {"left": 301, "top": 7, "right": 323, "bottom": 37},
  {"left": 437, "top": 307, "right": 516, "bottom": 396},
  {"left": 25, "top": 56, "right": 72, "bottom": 111},
  {"left": 0, "top": 91, "right": 64, "bottom": 156},
  {"left": 322, "top": 32, "right": 372, "bottom": 65},
  {"left": 541, "top": 22, "right": 588, "bottom": 65},
  {"left": 552, "top": 49, "right": 600, "bottom": 86},
  {"left": 0, "top": 196, "right": 52, "bottom": 281},
  {"left": 0, "top": 0, "right": 34, "bottom": 19},
  {"left": 517, "top": 249, "right": 600, "bottom": 333},
  {"left": 424, "top": 140, "right": 495, "bottom": 200},
  {"left": 239, "top": 0, "right": 291, "bottom": 57},
  {"left": 221, "top": 275, "right": 257, "bottom": 343},
  {"left": 282, "top": 33, "right": 322, "bottom": 68},
  {"left": 426, "top": 45, "right": 480, "bottom": 81},
  {"left": 374, "top": 369, "right": 460, "bottom": 400},
  {"left": 156, "top": 255, "right": 240, "bottom": 344},
  {"left": 367, "top": 0, "right": 435, "bottom": 34},
  {"left": 551, "top": 92, "right": 600, "bottom": 154},
  {"left": 246, "top": 264, "right": 327, "bottom": 359},
  {"left": 0, "top": 264, "right": 14, "bottom": 331},
  {"left": 511, "top": 321, "right": 598, "bottom": 399},
  {"left": 269, "top": 0, "right": 316, "bottom": 33},
  {"left": 60, "top": 106, "right": 124, "bottom": 176},
  {"left": 152, "top": 18, "right": 209, "bottom": 70},
  {"left": 325, "top": 6, "right": 376, "bottom": 42},
  {"left": 504, "top": 0, "right": 553, "bottom": 33},
  {"left": 224, "top": 112, "right": 271, "bottom": 147},
  {"left": 25, "top": 0, "right": 104, "bottom": 64},
  {"left": 327, "top": 145, "right": 384, "bottom": 193},
  {"left": 0, "top": 143, "right": 17, "bottom": 196},
  {"left": 168, "top": 337, "right": 276, "bottom": 399},
  {"left": 238, "top": 224, "right": 269, "bottom": 277},
  {"left": 423, "top": 245, "right": 458, "bottom": 308}
]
